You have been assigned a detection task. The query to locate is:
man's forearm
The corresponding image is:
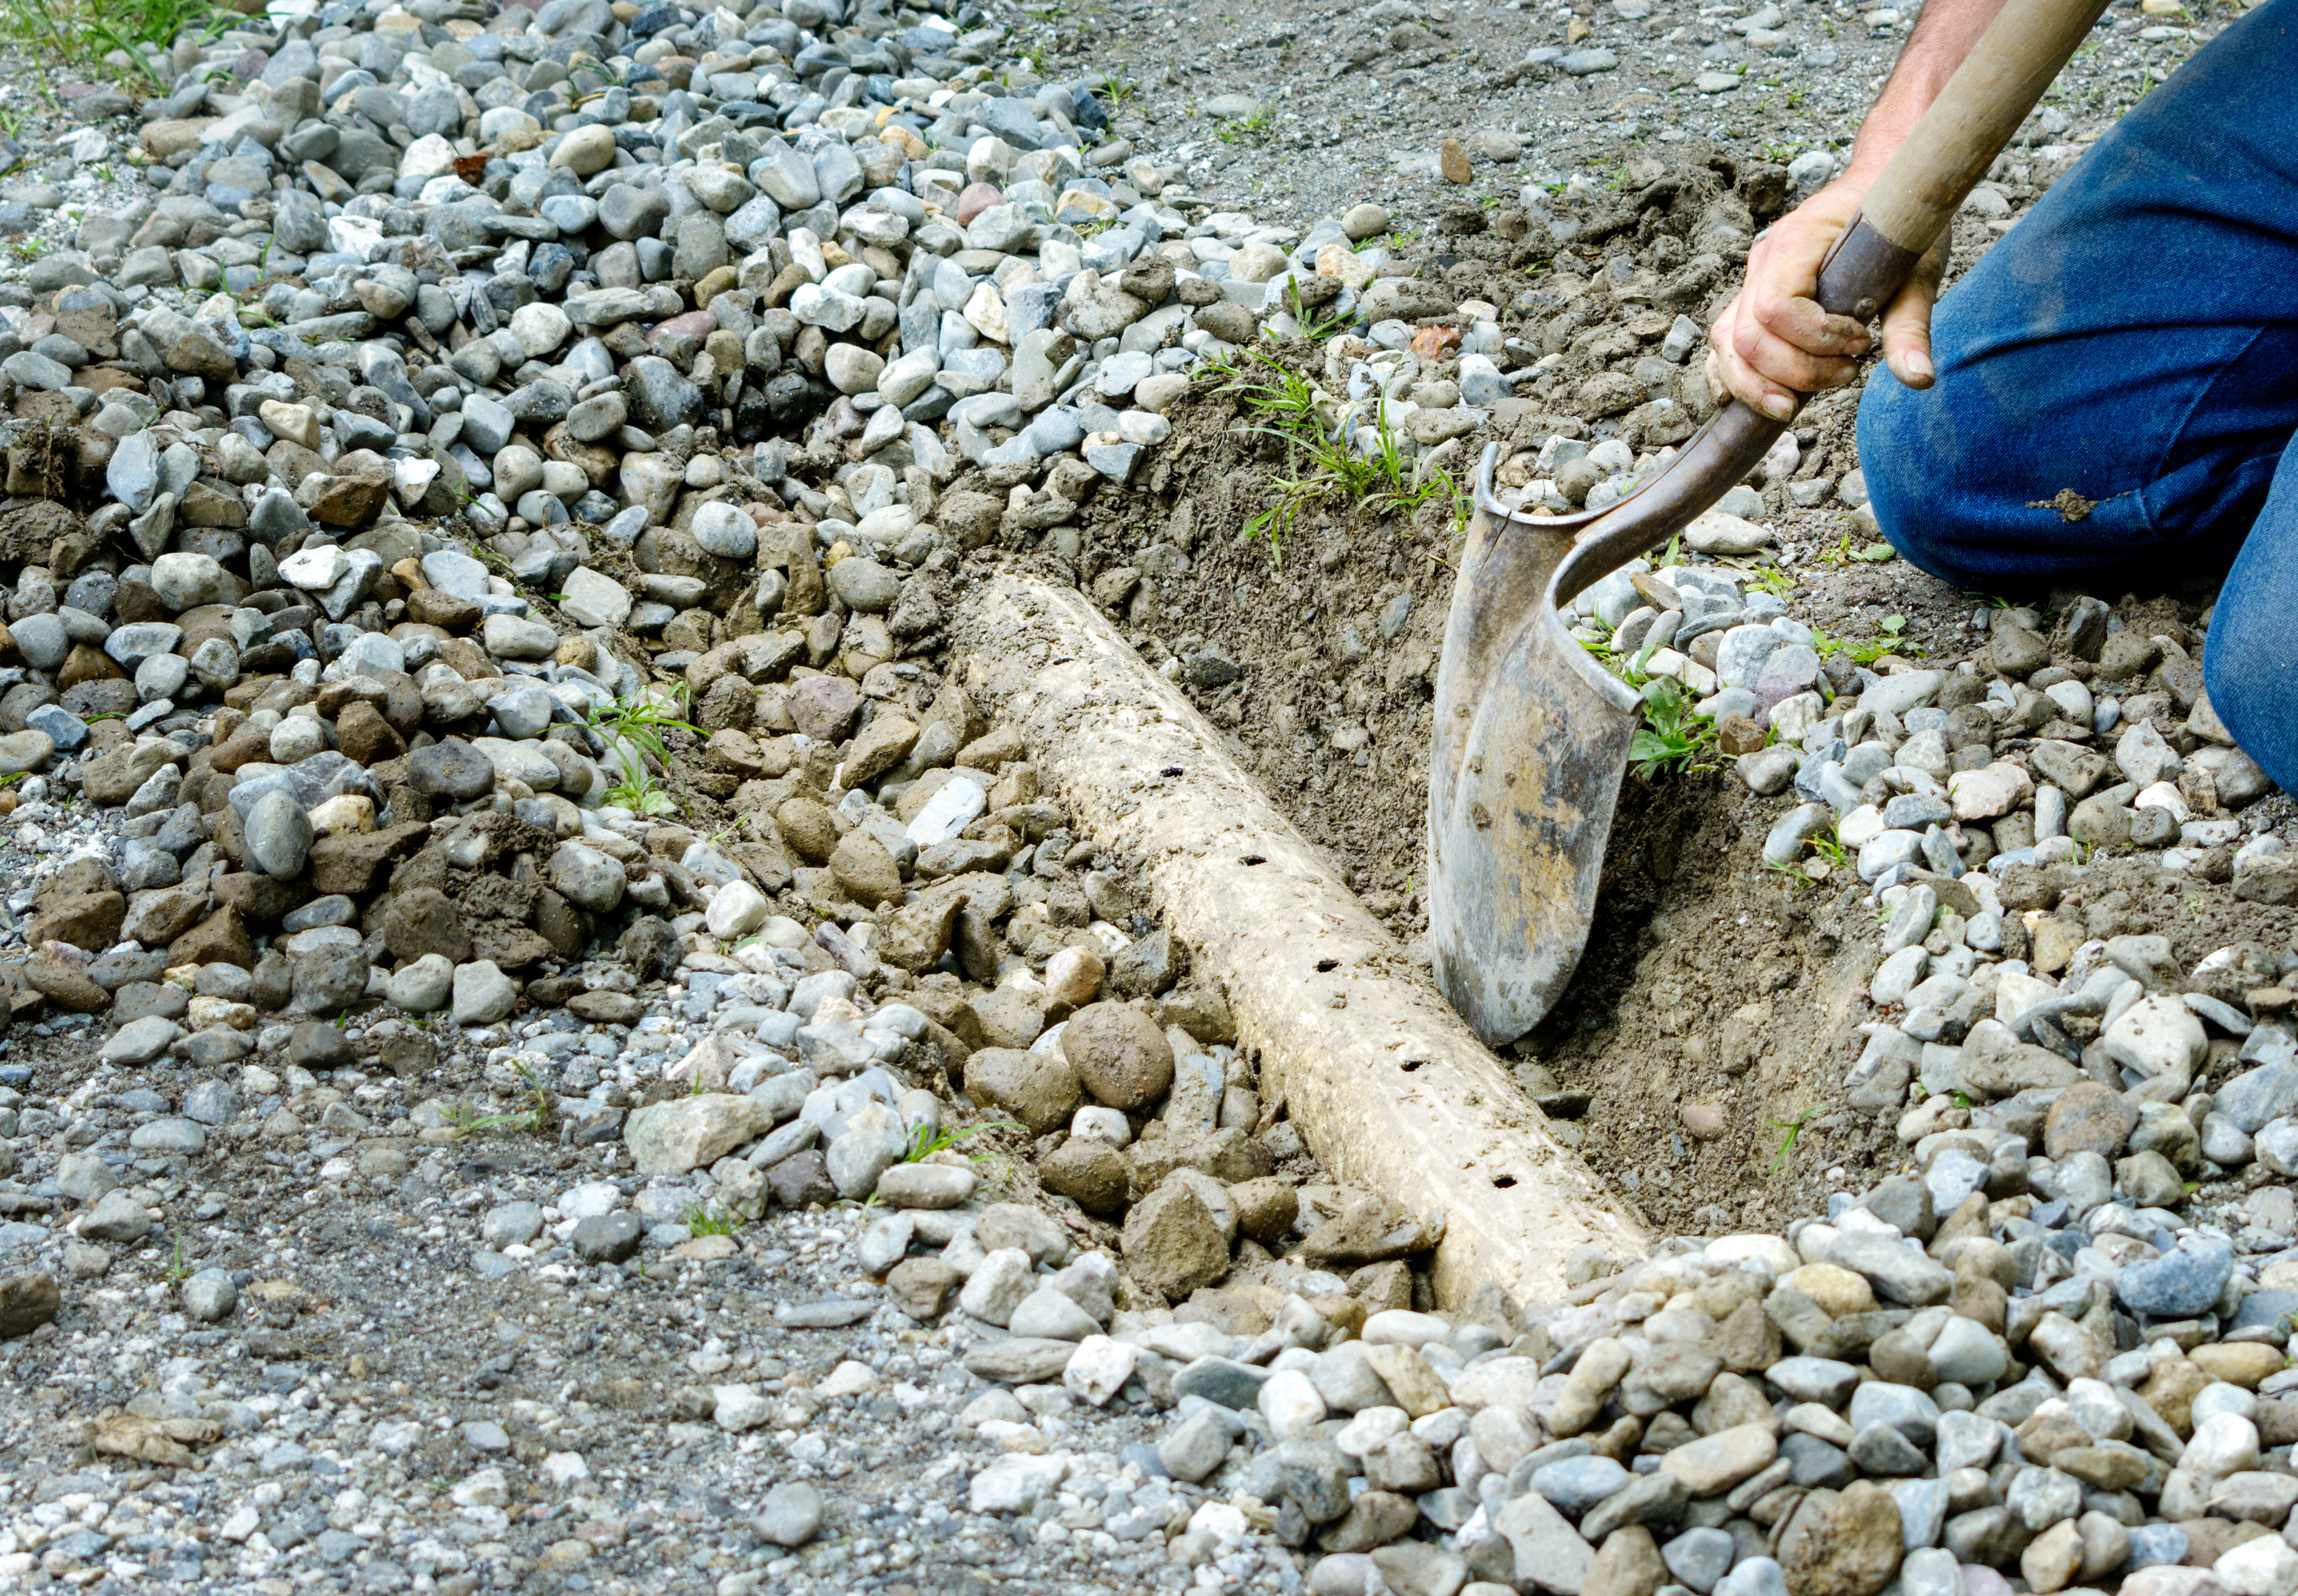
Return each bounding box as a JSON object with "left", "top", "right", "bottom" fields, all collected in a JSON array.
[{"left": 1844, "top": 0, "right": 2013, "bottom": 182}]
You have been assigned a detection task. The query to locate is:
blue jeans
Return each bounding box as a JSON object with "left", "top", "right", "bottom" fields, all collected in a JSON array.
[{"left": 1855, "top": 0, "right": 2298, "bottom": 795}]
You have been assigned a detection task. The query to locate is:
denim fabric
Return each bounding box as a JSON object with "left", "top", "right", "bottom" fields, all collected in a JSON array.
[{"left": 1854, "top": 0, "right": 2298, "bottom": 793}]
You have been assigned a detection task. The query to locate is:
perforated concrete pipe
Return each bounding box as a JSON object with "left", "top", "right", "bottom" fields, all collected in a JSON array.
[{"left": 952, "top": 571, "right": 1646, "bottom": 1311}]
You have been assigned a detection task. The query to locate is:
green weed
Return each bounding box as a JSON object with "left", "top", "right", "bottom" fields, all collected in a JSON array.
[
  {"left": 1, "top": 0, "right": 236, "bottom": 91},
  {"left": 1625, "top": 674, "right": 1720, "bottom": 780},
  {"left": 1768, "top": 1105, "right": 1821, "bottom": 1172},
  {"left": 682, "top": 1204, "right": 738, "bottom": 1237},
  {"left": 906, "top": 1118, "right": 1025, "bottom": 1162},
  {"left": 1812, "top": 613, "right": 1919, "bottom": 665},
  {"left": 1208, "top": 349, "right": 1465, "bottom": 561},
  {"left": 443, "top": 1060, "right": 553, "bottom": 1138},
  {"left": 1763, "top": 855, "right": 1819, "bottom": 891},
  {"left": 586, "top": 689, "right": 699, "bottom": 818},
  {"left": 1281, "top": 279, "right": 1350, "bottom": 342}
]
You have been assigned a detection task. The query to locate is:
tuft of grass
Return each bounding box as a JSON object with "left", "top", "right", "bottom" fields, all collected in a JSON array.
[
  {"left": 443, "top": 1061, "right": 552, "bottom": 1139},
  {"left": 1768, "top": 1105, "right": 1821, "bottom": 1173},
  {"left": 905, "top": 1118, "right": 1025, "bottom": 1163},
  {"left": 586, "top": 689, "right": 699, "bottom": 818},
  {"left": 1812, "top": 613, "right": 1920, "bottom": 665},
  {"left": 1625, "top": 674, "right": 1720, "bottom": 780},
  {"left": 1207, "top": 349, "right": 1465, "bottom": 561},
  {"left": 0, "top": 0, "right": 236, "bottom": 92},
  {"left": 682, "top": 1204, "right": 737, "bottom": 1237}
]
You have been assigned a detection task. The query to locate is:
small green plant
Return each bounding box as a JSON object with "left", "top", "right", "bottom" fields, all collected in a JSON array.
[
  {"left": 1810, "top": 833, "right": 1850, "bottom": 874},
  {"left": 1282, "top": 279, "right": 1350, "bottom": 343},
  {"left": 1769, "top": 1105, "right": 1822, "bottom": 1173},
  {"left": 1215, "top": 112, "right": 1274, "bottom": 146},
  {"left": 586, "top": 689, "right": 699, "bottom": 818},
  {"left": 1812, "top": 614, "right": 1920, "bottom": 665},
  {"left": 164, "top": 1232, "right": 190, "bottom": 1282},
  {"left": 683, "top": 1204, "right": 737, "bottom": 1237},
  {"left": 906, "top": 1119, "right": 1026, "bottom": 1162},
  {"left": 443, "top": 1060, "right": 553, "bottom": 1138},
  {"left": 1624, "top": 673, "right": 1721, "bottom": 781},
  {"left": 1763, "top": 855, "right": 1819, "bottom": 891}
]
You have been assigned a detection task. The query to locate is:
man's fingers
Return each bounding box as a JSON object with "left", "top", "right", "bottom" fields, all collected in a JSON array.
[
  {"left": 1747, "top": 288, "right": 1873, "bottom": 359},
  {"left": 1728, "top": 314, "right": 1862, "bottom": 396}
]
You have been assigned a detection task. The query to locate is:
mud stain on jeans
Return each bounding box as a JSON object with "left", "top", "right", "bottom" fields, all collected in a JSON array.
[{"left": 2028, "top": 487, "right": 2098, "bottom": 522}]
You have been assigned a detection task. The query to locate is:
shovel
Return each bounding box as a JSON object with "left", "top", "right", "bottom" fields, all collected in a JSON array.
[{"left": 1427, "top": 0, "right": 2115, "bottom": 1047}]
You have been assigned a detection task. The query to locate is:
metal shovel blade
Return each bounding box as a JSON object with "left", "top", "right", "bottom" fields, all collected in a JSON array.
[{"left": 1426, "top": 445, "right": 1642, "bottom": 1049}]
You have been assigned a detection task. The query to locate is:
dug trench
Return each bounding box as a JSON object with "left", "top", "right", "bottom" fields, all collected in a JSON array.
[{"left": 1046, "top": 380, "right": 1905, "bottom": 1240}]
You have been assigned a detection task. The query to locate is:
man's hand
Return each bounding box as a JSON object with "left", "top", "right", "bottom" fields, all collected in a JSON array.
[{"left": 1706, "top": 179, "right": 1950, "bottom": 421}]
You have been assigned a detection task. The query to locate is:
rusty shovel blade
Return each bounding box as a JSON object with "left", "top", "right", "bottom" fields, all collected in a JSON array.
[
  {"left": 1428, "top": 408, "right": 1786, "bottom": 1047},
  {"left": 1427, "top": 447, "right": 1643, "bottom": 1049}
]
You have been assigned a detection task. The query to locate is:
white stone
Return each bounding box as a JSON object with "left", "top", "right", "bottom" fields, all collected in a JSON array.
[
  {"left": 1258, "top": 1368, "right": 1328, "bottom": 1441},
  {"left": 706, "top": 880, "right": 770, "bottom": 939},
  {"left": 1063, "top": 1334, "right": 1137, "bottom": 1406},
  {"left": 969, "top": 1453, "right": 1068, "bottom": 1515}
]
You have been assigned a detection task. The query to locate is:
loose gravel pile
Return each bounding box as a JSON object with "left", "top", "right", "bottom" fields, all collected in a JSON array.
[{"left": 0, "top": 0, "right": 2289, "bottom": 1592}]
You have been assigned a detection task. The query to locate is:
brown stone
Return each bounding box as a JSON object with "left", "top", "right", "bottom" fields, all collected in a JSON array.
[
  {"left": 22, "top": 954, "right": 108, "bottom": 1011},
  {"left": 307, "top": 821, "right": 429, "bottom": 896},
  {"left": 35, "top": 857, "right": 120, "bottom": 907},
  {"left": 299, "top": 465, "right": 392, "bottom": 528},
  {"left": 1780, "top": 1482, "right": 1904, "bottom": 1596},
  {"left": 1439, "top": 139, "right": 1473, "bottom": 184},
  {"left": 120, "top": 885, "right": 209, "bottom": 948},
  {"left": 0, "top": 1271, "right": 59, "bottom": 1338},
  {"left": 26, "top": 890, "right": 124, "bottom": 951},
  {"left": 379, "top": 887, "right": 471, "bottom": 964},
  {"left": 774, "top": 796, "right": 836, "bottom": 864},
  {"left": 78, "top": 739, "right": 177, "bottom": 806},
  {"left": 1585, "top": 1526, "right": 1665, "bottom": 1596},
  {"left": 1040, "top": 1137, "right": 1130, "bottom": 1214},
  {"left": 407, "top": 588, "right": 481, "bottom": 631},
  {"left": 1121, "top": 1180, "right": 1230, "bottom": 1299},
  {"left": 211, "top": 872, "right": 307, "bottom": 926},
  {"left": 336, "top": 699, "right": 405, "bottom": 764},
  {"left": 168, "top": 906, "right": 253, "bottom": 969},
  {"left": 2044, "top": 1082, "right": 2139, "bottom": 1160},
  {"left": 1230, "top": 1176, "right": 1300, "bottom": 1245},
  {"left": 962, "top": 1046, "right": 1079, "bottom": 1135},
  {"left": 827, "top": 827, "right": 902, "bottom": 909},
  {"left": 2189, "top": 1342, "right": 2286, "bottom": 1390},
  {"left": 1061, "top": 1000, "right": 1176, "bottom": 1110},
  {"left": 56, "top": 643, "right": 126, "bottom": 689},
  {"left": 2138, "top": 1357, "right": 2211, "bottom": 1434},
  {"left": 886, "top": 1255, "right": 959, "bottom": 1320},
  {"left": 842, "top": 710, "right": 918, "bottom": 788}
]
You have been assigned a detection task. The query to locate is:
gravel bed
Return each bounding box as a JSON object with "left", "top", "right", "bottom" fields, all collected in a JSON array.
[{"left": 0, "top": 0, "right": 2285, "bottom": 1593}]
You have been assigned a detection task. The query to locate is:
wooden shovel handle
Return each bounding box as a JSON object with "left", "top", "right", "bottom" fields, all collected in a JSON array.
[{"left": 1855, "top": 0, "right": 2114, "bottom": 262}]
